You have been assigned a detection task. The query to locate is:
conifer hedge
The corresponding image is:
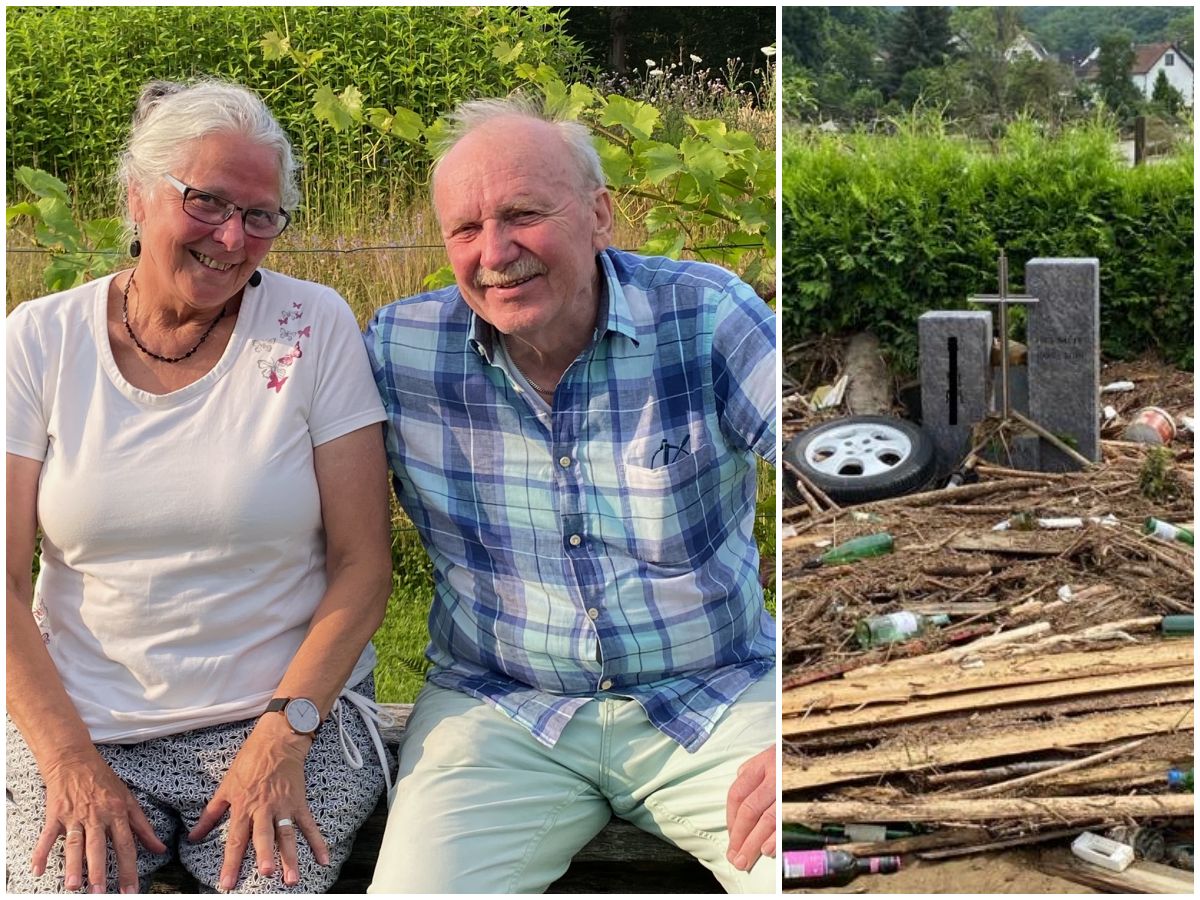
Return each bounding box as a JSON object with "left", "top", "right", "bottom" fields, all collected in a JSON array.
[{"left": 782, "top": 117, "right": 1194, "bottom": 367}]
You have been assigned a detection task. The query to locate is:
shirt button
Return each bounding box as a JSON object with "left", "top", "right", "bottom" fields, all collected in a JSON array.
[
  {"left": 559, "top": 455, "right": 572, "bottom": 468},
  {"left": 600, "top": 679, "right": 613, "bottom": 691},
  {"left": 569, "top": 534, "right": 582, "bottom": 547},
  {"left": 587, "top": 607, "right": 599, "bottom": 620}
]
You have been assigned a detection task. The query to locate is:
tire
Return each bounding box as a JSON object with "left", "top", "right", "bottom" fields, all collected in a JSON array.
[{"left": 784, "top": 416, "right": 937, "bottom": 506}]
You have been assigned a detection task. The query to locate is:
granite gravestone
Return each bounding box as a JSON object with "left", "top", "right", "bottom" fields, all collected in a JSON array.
[
  {"left": 919, "top": 311, "right": 993, "bottom": 476},
  {"left": 1024, "top": 258, "right": 1101, "bottom": 471}
]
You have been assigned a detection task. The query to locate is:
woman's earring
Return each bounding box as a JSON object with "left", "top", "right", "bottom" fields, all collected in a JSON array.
[{"left": 129, "top": 226, "right": 141, "bottom": 259}]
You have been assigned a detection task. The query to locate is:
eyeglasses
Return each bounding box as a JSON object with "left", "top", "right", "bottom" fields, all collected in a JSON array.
[{"left": 163, "top": 173, "right": 290, "bottom": 239}]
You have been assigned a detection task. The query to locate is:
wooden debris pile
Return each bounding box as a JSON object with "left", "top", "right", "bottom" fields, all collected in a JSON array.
[
  {"left": 781, "top": 441, "right": 1193, "bottom": 673},
  {"left": 781, "top": 354, "right": 1194, "bottom": 890},
  {"left": 782, "top": 611, "right": 1193, "bottom": 883}
]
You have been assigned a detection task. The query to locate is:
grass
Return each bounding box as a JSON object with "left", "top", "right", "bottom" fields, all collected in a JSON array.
[{"left": 8, "top": 203, "right": 778, "bottom": 704}]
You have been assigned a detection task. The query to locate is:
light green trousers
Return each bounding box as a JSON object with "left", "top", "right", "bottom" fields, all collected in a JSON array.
[{"left": 368, "top": 671, "right": 776, "bottom": 894}]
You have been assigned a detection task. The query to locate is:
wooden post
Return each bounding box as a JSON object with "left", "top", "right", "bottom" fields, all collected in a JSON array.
[{"left": 1134, "top": 115, "right": 1146, "bottom": 165}]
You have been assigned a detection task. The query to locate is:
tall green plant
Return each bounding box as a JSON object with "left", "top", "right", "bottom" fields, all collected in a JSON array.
[
  {"left": 259, "top": 35, "right": 776, "bottom": 284},
  {"left": 6, "top": 6, "right": 587, "bottom": 219}
]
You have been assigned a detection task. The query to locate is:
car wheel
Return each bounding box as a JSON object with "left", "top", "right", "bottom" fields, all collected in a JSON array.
[{"left": 784, "top": 416, "right": 937, "bottom": 506}]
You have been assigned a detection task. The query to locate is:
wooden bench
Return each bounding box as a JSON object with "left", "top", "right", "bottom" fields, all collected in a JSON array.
[{"left": 151, "top": 703, "right": 720, "bottom": 893}]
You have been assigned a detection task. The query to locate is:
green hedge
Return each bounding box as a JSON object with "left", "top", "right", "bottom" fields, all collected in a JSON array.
[
  {"left": 6, "top": 6, "right": 585, "bottom": 216},
  {"left": 781, "top": 117, "right": 1194, "bottom": 368}
]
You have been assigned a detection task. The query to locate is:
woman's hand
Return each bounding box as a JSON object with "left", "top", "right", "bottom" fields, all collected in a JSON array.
[
  {"left": 188, "top": 715, "right": 328, "bottom": 890},
  {"left": 35, "top": 748, "right": 167, "bottom": 893}
]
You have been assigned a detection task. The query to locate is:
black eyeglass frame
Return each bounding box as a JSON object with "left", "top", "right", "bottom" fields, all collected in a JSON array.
[{"left": 162, "top": 173, "right": 291, "bottom": 238}]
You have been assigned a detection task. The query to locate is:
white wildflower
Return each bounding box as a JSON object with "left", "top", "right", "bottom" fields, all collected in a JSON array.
[
  {"left": 690, "top": 54, "right": 702, "bottom": 63},
  {"left": 645, "top": 59, "right": 657, "bottom": 67},
  {"left": 761, "top": 46, "right": 777, "bottom": 57}
]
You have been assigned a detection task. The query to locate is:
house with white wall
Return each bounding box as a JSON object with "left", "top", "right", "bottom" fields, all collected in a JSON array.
[
  {"left": 1005, "top": 33, "right": 1051, "bottom": 63},
  {"left": 1129, "top": 42, "right": 1193, "bottom": 107},
  {"left": 1078, "top": 41, "right": 1194, "bottom": 108}
]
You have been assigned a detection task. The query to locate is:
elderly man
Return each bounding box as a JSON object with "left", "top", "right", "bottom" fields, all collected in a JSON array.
[{"left": 364, "top": 96, "right": 776, "bottom": 894}]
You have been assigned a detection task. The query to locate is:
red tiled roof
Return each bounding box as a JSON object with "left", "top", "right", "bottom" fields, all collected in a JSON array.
[{"left": 1131, "top": 42, "right": 1174, "bottom": 75}]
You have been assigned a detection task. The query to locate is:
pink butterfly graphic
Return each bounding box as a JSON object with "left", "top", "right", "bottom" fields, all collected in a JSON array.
[
  {"left": 297, "top": 326, "right": 312, "bottom": 339},
  {"left": 266, "top": 370, "right": 288, "bottom": 393},
  {"left": 277, "top": 342, "right": 303, "bottom": 367}
]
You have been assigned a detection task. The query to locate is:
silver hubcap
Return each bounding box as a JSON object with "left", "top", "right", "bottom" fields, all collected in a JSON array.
[{"left": 804, "top": 422, "right": 913, "bottom": 478}]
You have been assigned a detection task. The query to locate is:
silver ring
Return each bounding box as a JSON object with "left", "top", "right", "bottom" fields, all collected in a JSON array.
[
  {"left": 276, "top": 818, "right": 294, "bottom": 829},
  {"left": 65, "top": 828, "right": 83, "bottom": 837}
]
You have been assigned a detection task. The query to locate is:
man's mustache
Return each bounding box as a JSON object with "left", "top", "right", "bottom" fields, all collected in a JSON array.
[{"left": 473, "top": 257, "right": 548, "bottom": 288}]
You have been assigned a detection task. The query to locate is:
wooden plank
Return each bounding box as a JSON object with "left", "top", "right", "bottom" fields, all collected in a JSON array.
[
  {"left": 948, "top": 532, "right": 1074, "bottom": 555},
  {"left": 784, "top": 666, "right": 1193, "bottom": 736},
  {"left": 917, "top": 826, "right": 1101, "bottom": 860},
  {"left": 783, "top": 642, "right": 1192, "bottom": 715},
  {"left": 1050, "top": 759, "right": 1179, "bottom": 790},
  {"left": 783, "top": 704, "right": 1194, "bottom": 790},
  {"left": 377, "top": 702, "right": 414, "bottom": 745},
  {"left": 848, "top": 622, "right": 1052, "bottom": 676},
  {"left": 1036, "top": 851, "right": 1195, "bottom": 894},
  {"left": 782, "top": 794, "right": 1194, "bottom": 824},
  {"left": 832, "top": 827, "right": 989, "bottom": 856}
]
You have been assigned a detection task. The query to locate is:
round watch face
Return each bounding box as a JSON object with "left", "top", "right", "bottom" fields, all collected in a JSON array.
[{"left": 285, "top": 698, "right": 321, "bottom": 734}]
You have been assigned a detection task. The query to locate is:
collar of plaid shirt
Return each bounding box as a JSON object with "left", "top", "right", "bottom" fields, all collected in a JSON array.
[{"left": 368, "top": 248, "right": 776, "bottom": 752}]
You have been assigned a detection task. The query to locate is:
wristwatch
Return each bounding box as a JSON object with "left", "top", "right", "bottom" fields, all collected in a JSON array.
[{"left": 264, "top": 697, "right": 322, "bottom": 738}]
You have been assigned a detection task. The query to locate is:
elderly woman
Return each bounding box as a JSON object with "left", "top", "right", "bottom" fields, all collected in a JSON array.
[{"left": 6, "top": 79, "right": 393, "bottom": 894}]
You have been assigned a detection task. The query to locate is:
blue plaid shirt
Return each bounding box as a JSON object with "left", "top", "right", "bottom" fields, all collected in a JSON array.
[{"left": 365, "top": 248, "right": 776, "bottom": 751}]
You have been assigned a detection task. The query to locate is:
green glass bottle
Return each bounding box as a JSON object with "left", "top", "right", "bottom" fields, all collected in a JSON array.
[
  {"left": 804, "top": 533, "right": 894, "bottom": 569},
  {"left": 782, "top": 824, "right": 839, "bottom": 848},
  {"left": 856, "top": 611, "right": 950, "bottom": 649},
  {"left": 1162, "top": 615, "right": 1194, "bottom": 637},
  {"left": 782, "top": 823, "right": 917, "bottom": 849},
  {"left": 1144, "top": 518, "right": 1194, "bottom": 546}
]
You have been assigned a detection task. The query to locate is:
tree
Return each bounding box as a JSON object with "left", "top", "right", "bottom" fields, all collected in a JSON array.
[
  {"left": 949, "top": 7, "right": 1023, "bottom": 119},
  {"left": 1151, "top": 68, "right": 1184, "bottom": 114},
  {"left": 606, "top": 7, "right": 633, "bottom": 73},
  {"left": 1165, "top": 11, "right": 1194, "bottom": 57},
  {"left": 1007, "top": 57, "right": 1077, "bottom": 123},
  {"left": 1094, "top": 31, "right": 1143, "bottom": 115},
  {"left": 782, "top": 6, "right": 892, "bottom": 123},
  {"left": 782, "top": 6, "right": 832, "bottom": 73},
  {"left": 884, "top": 6, "right": 954, "bottom": 98},
  {"left": 562, "top": 7, "right": 774, "bottom": 83}
]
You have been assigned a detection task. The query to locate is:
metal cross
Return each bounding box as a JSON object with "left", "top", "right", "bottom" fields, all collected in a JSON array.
[{"left": 968, "top": 250, "right": 1038, "bottom": 418}]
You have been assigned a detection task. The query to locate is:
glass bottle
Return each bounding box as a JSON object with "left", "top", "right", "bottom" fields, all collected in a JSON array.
[
  {"left": 782, "top": 849, "right": 901, "bottom": 887},
  {"left": 1144, "top": 518, "right": 1194, "bottom": 545},
  {"left": 804, "top": 533, "right": 894, "bottom": 569},
  {"left": 856, "top": 611, "right": 950, "bottom": 648}
]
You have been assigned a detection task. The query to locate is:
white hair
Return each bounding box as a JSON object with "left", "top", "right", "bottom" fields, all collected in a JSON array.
[
  {"left": 430, "top": 94, "right": 606, "bottom": 197},
  {"left": 116, "top": 78, "right": 299, "bottom": 225}
]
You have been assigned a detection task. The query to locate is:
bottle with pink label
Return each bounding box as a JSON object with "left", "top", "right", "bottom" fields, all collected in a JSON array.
[{"left": 782, "top": 849, "right": 901, "bottom": 887}]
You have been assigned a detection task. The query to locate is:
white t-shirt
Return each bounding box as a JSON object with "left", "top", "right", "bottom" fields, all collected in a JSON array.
[{"left": 6, "top": 270, "right": 387, "bottom": 743}]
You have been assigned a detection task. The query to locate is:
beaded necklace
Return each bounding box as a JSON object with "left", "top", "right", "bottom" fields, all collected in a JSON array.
[{"left": 121, "top": 271, "right": 225, "bottom": 364}]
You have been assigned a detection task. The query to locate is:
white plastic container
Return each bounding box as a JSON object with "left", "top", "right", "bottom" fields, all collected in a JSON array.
[{"left": 1071, "top": 832, "right": 1135, "bottom": 872}]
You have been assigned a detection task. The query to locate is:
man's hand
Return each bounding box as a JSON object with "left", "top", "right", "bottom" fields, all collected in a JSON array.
[{"left": 725, "top": 746, "right": 776, "bottom": 872}]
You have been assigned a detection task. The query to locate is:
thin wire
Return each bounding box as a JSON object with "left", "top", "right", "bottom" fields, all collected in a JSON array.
[{"left": 6, "top": 242, "right": 764, "bottom": 256}]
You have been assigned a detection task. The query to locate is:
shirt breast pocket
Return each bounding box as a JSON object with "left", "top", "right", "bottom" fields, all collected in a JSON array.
[{"left": 620, "top": 443, "right": 718, "bottom": 568}]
